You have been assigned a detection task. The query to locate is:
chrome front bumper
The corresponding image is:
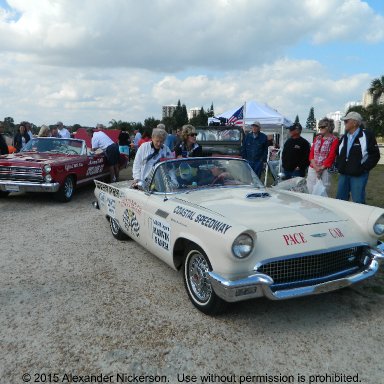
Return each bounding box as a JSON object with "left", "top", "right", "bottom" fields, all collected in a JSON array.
[
  {"left": 0, "top": 180, "right": 60, "bottom": 193},
  {"left": 208, "top": 247, "right": 384, "bottom": 303}
]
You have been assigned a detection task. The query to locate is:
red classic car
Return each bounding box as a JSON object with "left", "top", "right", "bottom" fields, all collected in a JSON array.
[{"left": 0, "top": 137, "right": 128, "bottom": 202}]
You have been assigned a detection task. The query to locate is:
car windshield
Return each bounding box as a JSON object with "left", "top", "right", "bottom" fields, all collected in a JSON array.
[
  {"left": 21, "top": 138, "right": 84, "bottom": 155},
  {"left": 196, "top": 128, "right": 241, "bottom": 142},
  {"left": 149, "top": 157, "right": 263, "bottom": 193}
]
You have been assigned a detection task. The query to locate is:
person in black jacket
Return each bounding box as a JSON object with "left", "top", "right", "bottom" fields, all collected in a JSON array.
[
  {"left": 281, "top": 123, "right": 310, "bottom": 178},
  {"left": 175, "top": 124, "right": 203, "bottom": 158},
  {"left": 0, "top": 122, "right": 9, "bottom": 155},
  {"left": 336, "top": 111, "right": 380, "bottom": 204},
  {"left": 13, "top": 124, "right": 30, "bottom": 152}
]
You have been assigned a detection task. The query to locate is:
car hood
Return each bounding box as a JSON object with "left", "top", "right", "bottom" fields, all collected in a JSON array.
[
  {"left": 0, "top": 152, "right": 75, "bottom": 166},
  {"left": 172, "top": 187, "right": 347, "bottom": 232}
]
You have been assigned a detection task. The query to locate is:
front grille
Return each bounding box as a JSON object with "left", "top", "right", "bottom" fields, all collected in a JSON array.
[
  {"left": 0, "top": 166, "right": 44, "bottom": 182},
  {"left": 256, "top": 246, "right": 368, "bottom": 290}
]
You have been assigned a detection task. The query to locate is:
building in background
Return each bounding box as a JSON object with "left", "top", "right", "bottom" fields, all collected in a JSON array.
[
  {"left": 344, "top": 101, "right": 362, "bottom": 112},
  {"left": 162, "top": 105, "right": 177, "bottom": 119},
  {"left": 188, "top": 107, "right": 200, "bottom": 120},
  {"left": 362, "top": 90, "right": 374, "bottom": 108},
  {"left": 326, "top": 111, "right": 343, "bottom": 135}
]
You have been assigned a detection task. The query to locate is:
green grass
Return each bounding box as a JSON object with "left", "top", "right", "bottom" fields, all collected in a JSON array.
[{"left": 329, "top": 164, "right": 384, "bottom": 208}]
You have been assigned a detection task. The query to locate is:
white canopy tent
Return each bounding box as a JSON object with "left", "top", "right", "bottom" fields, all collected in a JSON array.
[{"left": 211, "top": 100, "right": 293, "bottom": 127}]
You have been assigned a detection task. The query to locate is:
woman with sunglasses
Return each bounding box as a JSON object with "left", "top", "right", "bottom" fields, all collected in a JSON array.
[
  {"left": 307, "top": 117, "right": 339, "bottom": 195},
  {"left": 175, "top": 124, "right": 203, "bottom": 158}
]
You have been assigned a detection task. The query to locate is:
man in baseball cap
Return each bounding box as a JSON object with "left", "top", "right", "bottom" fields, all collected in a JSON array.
[
  {"left": 241, "top": 121, "right": 268, "bottom": 178},
  {"left": 336, "top": 111, "right": 380, "bottom": 203}
]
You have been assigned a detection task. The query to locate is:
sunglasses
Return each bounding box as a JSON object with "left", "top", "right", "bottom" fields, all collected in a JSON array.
[
  {"left": 188, "top": 133, "right": 197, "bottom": 137},
  {"left": 318, "top": 125, "right": 328, "bottom": 129}
]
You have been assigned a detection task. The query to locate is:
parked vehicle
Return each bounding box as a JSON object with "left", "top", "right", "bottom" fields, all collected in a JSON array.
[
  {"left": 196, "top": 126, "right": 244, "bottom": 157},
  {"left": 93, "top": 157, "right": 384, "bottom": 315},
  {"left": 0, "top": 137, "right": 128, "bottom": 202}
]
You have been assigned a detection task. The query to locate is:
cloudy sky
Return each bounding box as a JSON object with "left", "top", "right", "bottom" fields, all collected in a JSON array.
[{"left": 0, "top": 0, "right": 383, "bottom": 127}]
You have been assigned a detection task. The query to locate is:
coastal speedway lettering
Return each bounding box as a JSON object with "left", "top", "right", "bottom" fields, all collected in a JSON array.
[{"left": 173, "top": 206, "right": 231, "bottom": 234}]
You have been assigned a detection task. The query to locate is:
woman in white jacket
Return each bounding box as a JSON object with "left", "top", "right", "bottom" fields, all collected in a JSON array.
[{"left": 132, "top": 128, "right": 173, "bottom": 184}]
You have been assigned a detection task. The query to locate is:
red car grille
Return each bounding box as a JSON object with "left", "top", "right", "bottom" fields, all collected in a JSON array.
[{"left": 0, "top": 166, "right": 44, "bottom": 182}]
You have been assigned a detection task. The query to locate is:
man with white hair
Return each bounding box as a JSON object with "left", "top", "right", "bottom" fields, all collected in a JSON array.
[
  {"left": 132, "top": 128, "right": 173, "bottom": 185},
  {"left": 336, "top": 111, "right": 380, "bottom": 204},
  {"left": 57, "top": 121, "right": 71, "bottom": 138}
]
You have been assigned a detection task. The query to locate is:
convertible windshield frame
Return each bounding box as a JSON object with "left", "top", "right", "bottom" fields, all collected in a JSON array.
[
  {"left": 21, "top": 138, "right": 87, "bottom": 155},
  {"left": 147, "top": 157, "right": 264, "bottom": 194}
]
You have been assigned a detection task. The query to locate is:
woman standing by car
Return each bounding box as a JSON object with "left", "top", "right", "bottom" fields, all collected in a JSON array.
[
  {"left": 13, "top": 124, "right": 30, "bottom": 152},
  {"left": 175, "top": 124, "right": 203, "bottom": 158},
  {"left": 307, "top": 117, "right": 339, "bottom": 195}
]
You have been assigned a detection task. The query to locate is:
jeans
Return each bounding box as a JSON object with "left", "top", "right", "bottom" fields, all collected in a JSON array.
[
  {"left": 336, "top": 172, "right": 369, "bottom": 204},
  {"left": 248, "top": 160, "right": 263, "bottom": 178}
]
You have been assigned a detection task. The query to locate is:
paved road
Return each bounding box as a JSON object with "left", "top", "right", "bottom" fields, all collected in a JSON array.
[{"left": 1, "top": 172, "right": 384, "bottom": 384}]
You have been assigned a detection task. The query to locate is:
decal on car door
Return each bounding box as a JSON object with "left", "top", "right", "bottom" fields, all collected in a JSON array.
[
  {"left": 152, "top": 217, "right": 171, "bottom": 252},
  {"left": 122, "top": 209, "right": 140, "bottom": 237}
]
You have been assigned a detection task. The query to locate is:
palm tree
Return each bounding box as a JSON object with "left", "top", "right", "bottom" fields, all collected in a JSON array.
[{"left": 368, "top": 75, "right": 384, "bottom": 104}]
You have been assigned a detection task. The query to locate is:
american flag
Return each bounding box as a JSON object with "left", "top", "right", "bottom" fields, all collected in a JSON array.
[{"left": 227, "top": 105, "right": 244, "bottom": 125}]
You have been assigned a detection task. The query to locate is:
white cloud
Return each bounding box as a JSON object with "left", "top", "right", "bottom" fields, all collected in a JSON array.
[
  {"left": 0, "top": 0, "right": 381, "bottom": 125},
  {"left": 0, "top": 0, "right": 383, "bottom": 70}
]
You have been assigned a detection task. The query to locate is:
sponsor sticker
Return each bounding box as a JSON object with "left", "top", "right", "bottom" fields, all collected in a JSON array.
[
  {"left": 122, "top": 209, "right": 140, "bottom": 237},
  {"left": 107, "top": 197, "right": 116, "bottom": 217},
  {"left": 120, "top": 198, "right": 142, "bottom": 215},
  {"left": 152, "top": 218, "right": 170, "bottom": 251}
]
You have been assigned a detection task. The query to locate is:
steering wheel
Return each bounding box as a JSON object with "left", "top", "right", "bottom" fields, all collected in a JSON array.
[
  {"left": 65, "top": 149, "right": 78, "bottom": 155},
  {"left": 178, "top": 163, "right": 193, "bottom": 182},
  {"left": 210, "top": 174, "right": 225, "bottom": 186}
]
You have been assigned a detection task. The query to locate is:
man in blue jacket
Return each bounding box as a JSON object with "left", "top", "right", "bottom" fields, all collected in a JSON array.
[
  {"left": 336, "top": 111, "right": 380, "bottom": 204},
  {"left": 241, "top": 121, "right": 268, "bottom": 178}
]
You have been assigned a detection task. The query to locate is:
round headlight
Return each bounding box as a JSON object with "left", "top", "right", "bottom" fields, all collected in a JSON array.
[
  {"left": 232, "top": 233, "right": 254, "bottom": 259},
  {"left": 373, "top": 214, "right": 384, "bottom": 236},
  {"left": 44, "top": 164, "right": 51, "bottom": 173},
  {"left": 45, "top": 174, "right": 52, "bottom": 182}
]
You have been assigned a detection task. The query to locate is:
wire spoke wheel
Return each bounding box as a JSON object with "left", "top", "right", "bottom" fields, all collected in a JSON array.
[
  {"left": 187, "top": 251, "right": 212, "bottom": 303},
  {"left": 183, "top": 244, "right": 227, "bottom": 315},
  {"left": 63, "top": 177, "right": 74, "bottom": 199}
]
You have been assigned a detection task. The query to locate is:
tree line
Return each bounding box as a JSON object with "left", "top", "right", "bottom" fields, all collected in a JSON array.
[
  {"left": 1, "top": 100, "right": 214, "bottom": 136},
  {"left": 2, "top": 76, "right": 383, "bottom": 137}
]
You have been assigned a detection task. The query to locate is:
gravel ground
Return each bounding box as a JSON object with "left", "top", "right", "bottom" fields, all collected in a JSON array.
[{"left": 1, "top": 167, "right": 384, "bottom": 384}]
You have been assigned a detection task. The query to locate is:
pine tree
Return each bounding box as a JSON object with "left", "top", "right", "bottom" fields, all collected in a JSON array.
[
  {"left": 207, "top": 102, "right": 215, "bottom": 118},
  {"left": 294, "top": 115, "right": 300, "bottom": 124},
  {"left": 305, "top": 107, "right": 316, "bottom": 130},
  {"left": 173, "top": 100, "right": 188, "bottom": 127}
]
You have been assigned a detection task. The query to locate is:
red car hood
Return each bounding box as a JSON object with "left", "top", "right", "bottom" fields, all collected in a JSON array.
[{"left": 0, "top": 152, "right": 78, "bottom": 166}]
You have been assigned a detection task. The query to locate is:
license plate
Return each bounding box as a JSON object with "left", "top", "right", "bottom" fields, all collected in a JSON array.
[
  {"left": 314, "top": 279, "right": 350, "bottom": 294},
  {"left": 5, "top": 185, "right": 19, "bottom": 192}
]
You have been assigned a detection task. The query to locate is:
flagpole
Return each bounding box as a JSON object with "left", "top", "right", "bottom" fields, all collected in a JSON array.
[{"left": 242, "top": 101, "right": 247, "bottom": 132}]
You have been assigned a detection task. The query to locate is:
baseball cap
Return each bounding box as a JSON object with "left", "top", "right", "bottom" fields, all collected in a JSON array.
[
  {"left": 288, "top": 122, "right": 302, "bottom": 131},
  {"left": 251, "top": 121, "right": 261, "bottom": 127},
  {"left": 341, "top": 111, "right": 362, "bottom": 122}
]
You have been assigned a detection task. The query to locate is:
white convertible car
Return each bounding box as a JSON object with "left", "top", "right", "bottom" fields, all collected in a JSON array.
[{"left": 93, "top": 157, "right": 384, "bottom": 315}]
